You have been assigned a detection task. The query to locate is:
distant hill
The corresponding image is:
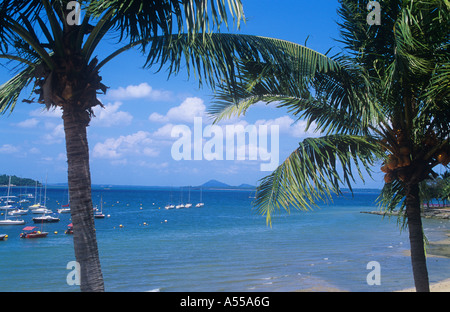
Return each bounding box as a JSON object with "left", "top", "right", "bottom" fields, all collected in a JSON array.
[
  {"left": 0, "top": 174, "right": 41, "bottom": 187},
  {"left": 201, "top": 179, "right": 230, "bottom": 188},
  {"left": 200, "top": 179, "right": 255, "bottom": 189}
]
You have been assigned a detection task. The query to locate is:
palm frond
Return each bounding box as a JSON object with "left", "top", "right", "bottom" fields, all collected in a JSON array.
[
  {"left": 87, "top": 0, "right": 245, "bottom": 49},
  {"left": 254, "top": 135, "right": 381, "bottom": 226},
  {"left": 0, "top": 64, "right": 35, "bottom": 115}
]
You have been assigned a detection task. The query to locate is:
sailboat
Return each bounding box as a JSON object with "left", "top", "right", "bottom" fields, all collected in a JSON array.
[
  {"left": 57, "top": 189, "right": 70, "bottom": 213},
  {"left": 32, "top": 176, "right": 59, "bottom": 223},
  {"left": 94, "top": 196, "right": 105, "bottom": 218},
  {"left": 28, "top": 181, "right": 47, "bottom": 211},
  {"left": 0, "top": 176, "right": 25, "bottom": 225},
  {"left": 175, "top": 187, "right": 184, "bottom": 209},
  {"left": 184, "top": 186, "right": 192, "bottom": 208},
  {"left": 195, "top": 187, "right": 204, "bottom": 207}
]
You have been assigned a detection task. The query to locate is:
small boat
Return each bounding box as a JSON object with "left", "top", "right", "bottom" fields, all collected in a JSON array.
[
  {"left": 57, "top": 204, "right": 71, "bottom": 214},
  {"left": 58, "top": 190, "right": 70, "bottom": 214},
  {"left": 0, "top": 204, "right": 15, "bottom": 210},
  {"left": 65, "top": 223, "right": 73, "bottom": 235},
  {"left": 175, "top": 204, "right": 184, "bottom": 209},
  {"left": 20, "top": 226, "right": 48, "bottom": 239},
  {"left": 8, "top": 208, "right": 29, "bottom": 216},
  {"left": 195, "top": 187, "right": 204, "bottom": 207},
  {"left": 33, "top": 215, "right": 60, "bottom": 223},
  {"left": 0, "top": 234, "right": 7, "bottom": 240},
  {"left": 164, "top": 204, "right": 175, "bottom": 210},
  {"left": 32, "top": 207, "right": 53, "bottom": 214},
  {"left": 1, "top": 180, "right": 26, "bottom": 225},
  {"left": 94, "top": 196, "right": 105, "bottom": 218},
  {"left": 184, "top": 187, "right": 192, "bottom": 208},
  {"left": 0, "top": 218, "right": 25, "bottom": 225}
]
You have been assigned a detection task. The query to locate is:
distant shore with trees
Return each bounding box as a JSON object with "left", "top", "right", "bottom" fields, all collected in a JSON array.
[{"left": 0, "top": 174, "right": 41, "bottom": 187}]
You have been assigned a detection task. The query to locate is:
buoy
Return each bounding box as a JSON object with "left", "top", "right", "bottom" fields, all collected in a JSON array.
[
  {"left": 4, "top": 235, "right": 8, "bottom": 239},
  {"left": 107, "top": 214, "right": 111, "bottom": 217},
  {"left": 143, "top": 222, "right": 147, "bottom": 225},
  {"left": 54, "top": 231, "right": 58, "bottom": 234},
  {"left": 119, "top": 224, "right": 123, "bottom": 228}
]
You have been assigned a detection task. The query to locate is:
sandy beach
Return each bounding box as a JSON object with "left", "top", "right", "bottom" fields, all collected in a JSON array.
[
  {"left": 398, "top": 234, "right": 450, "bottom": 292},
  {"left": 396, "top": 278, "right": 450, "bottom": 292}
]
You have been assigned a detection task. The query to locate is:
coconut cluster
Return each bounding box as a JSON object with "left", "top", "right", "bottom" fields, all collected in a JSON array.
[{"left": 380, "top": 129, "right": 449, "bottom": 184}]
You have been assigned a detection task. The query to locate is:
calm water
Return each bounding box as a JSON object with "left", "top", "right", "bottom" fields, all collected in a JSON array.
[{"left": 0, "top": 186, "right": 449, "bottom": 292}]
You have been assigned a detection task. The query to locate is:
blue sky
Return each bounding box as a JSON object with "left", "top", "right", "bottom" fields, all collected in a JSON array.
[{"left": 0, "top": 1, "right": 386, "bottom": 188}]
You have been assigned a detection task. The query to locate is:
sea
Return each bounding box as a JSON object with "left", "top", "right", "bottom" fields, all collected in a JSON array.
[{"left": 0, "top": 186, "right": 449, "bottom": 292}]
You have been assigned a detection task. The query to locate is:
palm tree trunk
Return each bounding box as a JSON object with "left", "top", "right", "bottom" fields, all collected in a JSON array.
[
  {"left": 405, "top": 183, "right": 430, "bottom": 292},
  {"left": 62, "top": 107, "right": 104, "bottom": 292}
]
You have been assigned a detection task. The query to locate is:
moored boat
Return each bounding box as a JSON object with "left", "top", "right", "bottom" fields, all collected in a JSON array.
[
  {"left": 65, "top": 223, "right": 73, "bottom": 234},
  {"left": 32, "top": 215, "right": 60, "bottom": 223},
  {"left": 20, "top": 226, "right": 48, "bottom": 238}
]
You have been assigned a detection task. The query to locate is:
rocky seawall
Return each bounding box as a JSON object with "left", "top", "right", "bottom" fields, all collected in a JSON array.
[{"left": 361, "top": 206, "right": 450, "bottom": 219}]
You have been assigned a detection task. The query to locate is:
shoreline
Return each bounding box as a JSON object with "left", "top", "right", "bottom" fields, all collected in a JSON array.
[
  {"left": 395, "top": 278, "right": 450, "bottom": 292},
  {"left": 361, "top": 206, "right": 450, "bottom": 220}
]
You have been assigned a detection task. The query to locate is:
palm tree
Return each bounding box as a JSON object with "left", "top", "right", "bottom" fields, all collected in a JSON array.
[
  {"left": 0, "top": 0, "right": 247, "bottom": 291},
  {"left": 208, "top": 0, "right": 449, "bottom": 292}
]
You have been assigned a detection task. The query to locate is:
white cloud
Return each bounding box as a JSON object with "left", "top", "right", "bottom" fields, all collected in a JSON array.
[
  {"left": 17, "top": 118, "right": 39, "bottom": 128},
  {"left": 42, "top": 124, "right": 65, "bottom": 144},
  {"left": 107, "top": 83, "right": 172, "bottom": 101},
  {"left": 149, "top": 97, "right": 206, "bottom": 123},
  {"left": 93, "top": 131, "right": 159, "bottom": 161},
  {"left": 91, "top": 101, "right": 133, "bottom": 127},
  {"left": 0, "top": 144, "right": 19, "bottom": 154}
]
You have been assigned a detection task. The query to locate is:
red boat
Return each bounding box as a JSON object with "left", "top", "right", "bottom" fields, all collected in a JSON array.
[
  {"left": 65, "top": 223, "right": 73, "bottom": 234},
  {"left": 20, "top": 226, "right": 48, "bottom": 239}
]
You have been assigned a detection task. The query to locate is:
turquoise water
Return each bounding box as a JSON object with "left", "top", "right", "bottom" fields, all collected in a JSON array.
[{"left": 0, "top": 186, "right": 449, "bottom": 292}]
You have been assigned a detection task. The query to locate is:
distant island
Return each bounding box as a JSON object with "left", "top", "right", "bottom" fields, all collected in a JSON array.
[
  {"left": 199, "top": 179, "right": 255, "bottom": 189},
  {"left": 0, "top": 174, "right": 41, "bottom": 187}
]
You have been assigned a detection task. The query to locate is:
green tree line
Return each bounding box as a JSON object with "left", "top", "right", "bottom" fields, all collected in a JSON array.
[
  {"left": 421, "top": 171, "right": 450, "bottom": 206},
  {"left": 0, "top": 174, "right": 41, "bottom": 187}
]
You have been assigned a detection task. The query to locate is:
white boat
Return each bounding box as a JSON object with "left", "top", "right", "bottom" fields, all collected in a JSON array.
[
  {"left": 175, "top": 204, "right": 184, "bottom": 209},
  {"left": 8, "top": 208, "right": 29, "bottom": 216},
  {"left": 164, "top": 204, "right": 175, "bottom": 210},
  {"left": 0, "top": 219, "right": 25, "bottom": 225},
  {"left": 0, "top": 204, "right": 15, "bottom": 210},
  {"left": 94, "top": 196, "right": 105, "bottom": 218},
  {"left": 32, "top": 175, "right": 58, "bottom": 224},
  {"left": 195, "top": 187, "right": 204, "bottom": 207},
  {"left": 28, "top": 181, "right": 43, "bottom": 210},
  {"left": 184, "top": 186, "right": 192, "bottom": 208},
  {"left": 57, "top": 207, "right": 71, "bottom": 214},
  {"left": 32, "top": 208, "right": 52, "bottom": 214},
  {"left": 0, "top": 177, "right": 25, "bottom": 225}
]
